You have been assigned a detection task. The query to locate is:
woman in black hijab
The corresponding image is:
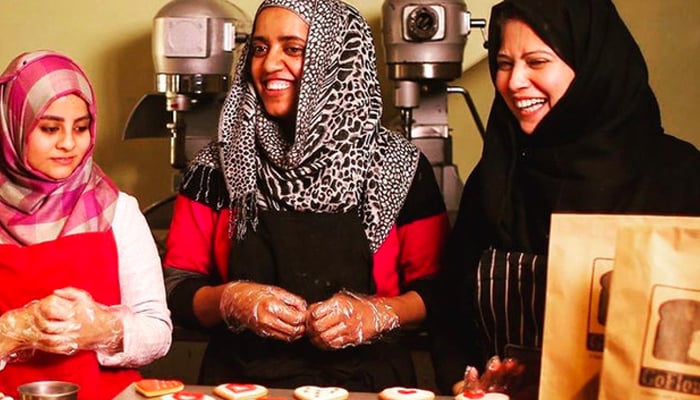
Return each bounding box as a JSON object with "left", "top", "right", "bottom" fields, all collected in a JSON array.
[{"left": 432, "top": 0, "right": 700, "bottom": 397}]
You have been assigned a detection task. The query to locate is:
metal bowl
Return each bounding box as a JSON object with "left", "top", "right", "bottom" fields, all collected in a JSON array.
[{"left": 17, "top": 381, "right": 79, "bottom": 400}]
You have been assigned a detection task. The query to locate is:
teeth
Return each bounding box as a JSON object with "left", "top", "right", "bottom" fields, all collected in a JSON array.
[
  {"left": 516, "top": 98, "right": 545, "bottom": 109},
  {"left": 515, "top": 98, "right": 546, "bottom": 114},
  {"left": 266, "top": 80, "right": 290, "bottom": 90}
]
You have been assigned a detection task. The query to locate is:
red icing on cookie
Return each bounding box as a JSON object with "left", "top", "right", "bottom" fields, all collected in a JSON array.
[
  {"left": 226, "top": 384, "right": 258, "bottom": 393},
  {"left": 135, "top": 379, "right": 183, "bottom": 392},
  {"left": 462, "top": 391, "right": 485, "bottom": 399},
  {"left": 398, "top": 390, "right": 417, "bottom": 395}
]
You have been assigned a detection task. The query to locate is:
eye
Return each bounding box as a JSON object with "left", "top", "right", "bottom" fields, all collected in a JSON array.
[
  {"left": 496, "top": 60, "right": 513, "bottom": 71},
  {"left": 74, "top": 124, "right": 90, "bottom": 133},
  {"left": 527, "top": 58, "right": 549, "bottom": 68},
  {"left": 251, "top": 43, "right": 268, "bottom": 57},
  {"left": 39, "top": 124, "right": 60, "bottom": 134},
  {"left": 285, "top": 45, "right": 305, "bottom": 57}
]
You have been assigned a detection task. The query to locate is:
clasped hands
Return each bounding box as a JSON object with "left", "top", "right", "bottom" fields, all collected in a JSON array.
[
  {"left": 0, "top": 287, "right": 123, "bottom": 358},
  {"left": 219, "top": 281, "right": 399, "bottom": 349}
]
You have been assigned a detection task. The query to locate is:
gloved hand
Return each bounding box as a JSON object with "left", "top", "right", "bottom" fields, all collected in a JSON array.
[
  {"left": 0, "top": 303, "right": 37, "bottom": 360},
  {"left": 219, "top": 281, "right": 307, "bottom": 342},
  {"left": 454, "top": 356, "right": 524, "bottom": 398},
  {"left": 0, "top": 287, "right": 124, "bottom": 357},
  {"left": 48, "top": 287, "right": 125, "bottom": 355},
  {"left": 306, "top": 290, "right": 399, "bottom": 350}
]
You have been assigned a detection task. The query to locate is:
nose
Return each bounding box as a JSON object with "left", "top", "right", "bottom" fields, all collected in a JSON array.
[
  {"left": 261, "top": 47, "right": 284, "bottom": 72},
  {"left": 57, "top": 129, "right": 76, "bottom": 150},
  {"left": 508, "top": 62, "right": 530, "bottom": 92}
]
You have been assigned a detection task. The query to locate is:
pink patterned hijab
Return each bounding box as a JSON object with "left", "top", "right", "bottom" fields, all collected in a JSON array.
[{"left": 0, "top": 50, "right": 118, "bottom": 245}]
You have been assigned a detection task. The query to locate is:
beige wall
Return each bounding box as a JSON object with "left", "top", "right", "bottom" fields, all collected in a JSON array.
[{"left": 0, "top": 0, "right": 697, "bottom": 208}]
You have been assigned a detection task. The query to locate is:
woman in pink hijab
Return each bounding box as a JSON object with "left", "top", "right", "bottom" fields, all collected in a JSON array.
[{"left": 0, "top": 50, "right": 172, "bottom": 400}]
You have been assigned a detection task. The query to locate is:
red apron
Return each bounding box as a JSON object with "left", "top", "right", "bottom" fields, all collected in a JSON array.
[{"left": 0, "top": 231, "right": 140, "bottom": 399}]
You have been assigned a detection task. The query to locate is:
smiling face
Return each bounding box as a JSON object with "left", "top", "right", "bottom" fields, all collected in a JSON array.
[
  {"left": 249, "top": 6, "right": 309, "bottom": 125},
  {"left": 26, "top": 94, "right": 92, "bottom": 180},
  {"left": 495, "top": 18, "right": 575, "bottom": 134}
]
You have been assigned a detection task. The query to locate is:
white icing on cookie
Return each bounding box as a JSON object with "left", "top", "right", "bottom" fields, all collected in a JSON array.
[
  {"left": 213, "top": 383, "right": 269, "bottom": 400},
  {"left": 293, "top": 385, "right": 349, "bottom": 400}
]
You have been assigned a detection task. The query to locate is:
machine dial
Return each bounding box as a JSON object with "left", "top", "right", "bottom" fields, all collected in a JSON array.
[{"left": 406, "top": 6, "right": 439, "bottom": 41}]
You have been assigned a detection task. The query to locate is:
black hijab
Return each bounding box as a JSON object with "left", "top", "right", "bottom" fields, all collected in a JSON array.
[{"left": 464, "top": 0, "right": 700, "bottom": 255}]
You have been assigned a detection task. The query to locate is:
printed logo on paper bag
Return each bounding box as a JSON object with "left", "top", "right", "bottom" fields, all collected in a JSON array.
[
  {"left": 587, "top": 258, "right": 614, "bottom": 352},
  {"left": 639, "top": 285, "right": 700, "bottom": 395}
]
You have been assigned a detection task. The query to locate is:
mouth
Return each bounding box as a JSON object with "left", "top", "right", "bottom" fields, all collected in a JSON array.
[
  {"left": 51, "top": 156, "right": 76, "bottom": 165},
  {"left": 264, "top": 79, "right": 292, "bottom": 91},
  {"left": 515, "top": 98, "right": 547, "bottom": 114}
]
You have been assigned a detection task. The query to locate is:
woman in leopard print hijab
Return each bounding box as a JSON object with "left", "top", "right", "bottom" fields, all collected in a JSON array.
[
  {"left": 193, "top": 0, "right": 417, "bottom": 252},
  {"left": 164, "top": 0, "right": 449, "bottom": 390}
]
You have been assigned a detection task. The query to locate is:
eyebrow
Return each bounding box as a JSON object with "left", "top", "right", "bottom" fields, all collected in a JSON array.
[
  {"left": 39, "top": 114, "right": 91, "bottom": 122},
  {"left": 252, "top": 35, "right": 306, "bottom": 43},
  {"left": 498, "top": 50, "right": 555, "bottom": 58}
]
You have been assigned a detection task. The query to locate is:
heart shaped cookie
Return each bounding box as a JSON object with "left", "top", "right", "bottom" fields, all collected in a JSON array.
[
  {"left": 378, "top": 387, "right": 435, "bottom": 400},
  {"left": 134, "top": 379, "right": 184, "bottom": 398},
  {"left": 213, "top": 383, "right": 269, "bottom": 400}
]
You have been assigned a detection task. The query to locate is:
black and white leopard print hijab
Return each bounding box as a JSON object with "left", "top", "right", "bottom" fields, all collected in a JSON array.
[{"left": 208, "top": 0, "right": 419, "bottom": 252}]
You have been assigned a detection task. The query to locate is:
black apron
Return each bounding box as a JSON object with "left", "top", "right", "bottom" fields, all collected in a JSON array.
[
  {"left": 198, "top": 210, "right": 416, "bottom": 391},
  {"left": 475, "top": 248, "right": 547, "bottom": 400}
]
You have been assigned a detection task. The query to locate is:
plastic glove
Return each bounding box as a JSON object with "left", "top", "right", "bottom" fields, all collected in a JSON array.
[
  {"left": 219, "top": 281, "right": 307, "bottom": 342},
  {"left": 305, "top": 290, "right": 399, "bottom": 350},
  {"left": 454, "top": 356, "right": 524, "bottom": 398},
  {"left": 0, "top": 287, "right": 124, "bottom": 357},
  {"left": 47, "top": 287, "right": 125, "bottom": 355},
  {"left": 0, "top": 303, "right": 39, "bottom": 360},
  {"left": 0, "top": 294, "right": 82, "bottom": 356}
]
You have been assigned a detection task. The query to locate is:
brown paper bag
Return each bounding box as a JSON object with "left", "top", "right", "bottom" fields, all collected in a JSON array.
[
  {"left": 599, "top": 226, "right": 700, "bottom": 399},
  {"left": 540, "top": 214, "right": 700, "bottom": 400}
]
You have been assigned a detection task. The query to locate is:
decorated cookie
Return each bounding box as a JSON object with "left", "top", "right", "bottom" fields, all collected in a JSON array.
[
  {"left": 133, "top": 379, "right": 184, "bottom": 398},
  {"left": 455, "top": 392, "right": 509, "bottom": 400},
  {"left": 213, "top": 383, "right": 269, "bottom": 400},
  {"left": 161, "top": 392, "right": 216, "bottom": 400},
  {"left": 378, "top": 387, "right": 435, "bottom": 400},
  {"left": 292, "top": 386, "right": 349, "bottom": 400}
]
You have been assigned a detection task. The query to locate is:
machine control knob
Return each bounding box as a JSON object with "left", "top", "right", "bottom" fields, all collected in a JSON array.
[{"left": 406, "top": 6, "right": 439, "bottom": 41}]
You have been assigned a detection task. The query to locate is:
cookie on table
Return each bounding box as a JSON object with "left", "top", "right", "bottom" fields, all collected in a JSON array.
[
  {"left": 133, "top": 379, "right": 184, "bottom": 398},
  {"left": 455, "top": 392, "right": 509, "bottom": 400},
  {"left": 292, "top": 386, "right": 349, "bottom": 400},
  {"left": 161, "top": 392, "right": 217, "bottom": 400},
  {"left": 213, "top": 383, "right": 269, "bottom": 400},
  {"left": 378, "top": 387, "right": 435, "bottom": 400}
]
